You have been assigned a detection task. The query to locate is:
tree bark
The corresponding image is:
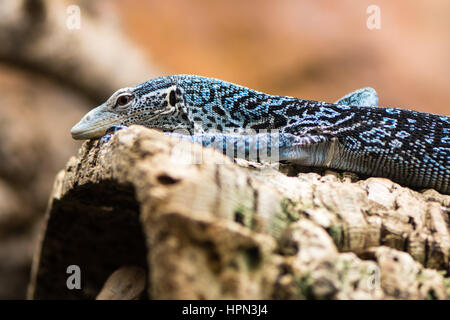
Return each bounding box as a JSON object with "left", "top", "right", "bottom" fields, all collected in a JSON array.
[{"left": 28, "top": 126, "right": 450, "bottom": 299}]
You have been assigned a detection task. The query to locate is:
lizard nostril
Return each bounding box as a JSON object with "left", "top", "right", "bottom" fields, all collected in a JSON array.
[{"left": 86, "top": 115, "right": 91, "bottom": 121}]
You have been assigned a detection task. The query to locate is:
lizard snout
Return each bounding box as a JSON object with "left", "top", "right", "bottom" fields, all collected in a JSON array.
[
  {"left": 70, "top": 121, "right": 88, "bottom": 140},
  {"left": 71, "top": 107, "right": 112, "bottom": 140}
]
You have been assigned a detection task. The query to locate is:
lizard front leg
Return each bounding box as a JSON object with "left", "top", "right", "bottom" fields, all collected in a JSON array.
[
  {"left": 164, "top": 131, "right": 333, "bottom": 166},
  {"left": 165, "top": 131, "right": 283, "bottom": 162}
]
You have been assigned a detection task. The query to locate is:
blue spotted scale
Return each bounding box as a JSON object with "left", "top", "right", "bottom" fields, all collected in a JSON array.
[{"left": 71, "top": 75, "right": 449, "bottom": 194}]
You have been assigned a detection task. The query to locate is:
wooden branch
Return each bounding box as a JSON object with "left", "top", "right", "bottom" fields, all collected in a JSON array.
[{"left": 28, "top": 126, "right": 450, "bottom": 299}]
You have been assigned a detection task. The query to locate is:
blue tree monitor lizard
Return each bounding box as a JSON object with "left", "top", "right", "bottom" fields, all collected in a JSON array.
[{"left": 71, "top": 75, "right": 449, "bottom": 194}]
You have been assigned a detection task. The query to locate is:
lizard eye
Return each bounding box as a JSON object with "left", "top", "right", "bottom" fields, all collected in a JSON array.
[{"left": 116, "top": 94, "right": 132, "bottom": 107}]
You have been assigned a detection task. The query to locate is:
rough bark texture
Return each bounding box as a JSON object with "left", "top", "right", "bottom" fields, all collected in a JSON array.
[{"left": 28, "top": 126, "right": 450, "bottom": 299}]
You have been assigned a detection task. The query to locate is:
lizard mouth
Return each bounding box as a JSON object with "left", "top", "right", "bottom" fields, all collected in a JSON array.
[
  {"left": 70, "top": 107, "right": 119, "bottom": 140},
  {"left": 70, "top": 125, "right": 111, "bottom": 140}
]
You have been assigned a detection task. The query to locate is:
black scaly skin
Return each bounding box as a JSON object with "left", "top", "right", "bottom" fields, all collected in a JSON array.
[{"left": 71, "top": 75, "right": 450, "bottom": 194}]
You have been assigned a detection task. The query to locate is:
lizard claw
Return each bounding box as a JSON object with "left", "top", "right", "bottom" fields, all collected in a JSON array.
[
  {"left": 105, "top": 125, "right": 128, "bottom": 135},
  {"left": 97, "top": 126, "right": 128, "bottom": 147},
  {"left": 97, "top": 134, "right": 112, "bottom": 147}
]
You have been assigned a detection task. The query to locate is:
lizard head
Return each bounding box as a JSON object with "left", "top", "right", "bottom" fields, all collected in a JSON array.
[{"left": 71, "top": 76, "right": 188, "bottom": 140}]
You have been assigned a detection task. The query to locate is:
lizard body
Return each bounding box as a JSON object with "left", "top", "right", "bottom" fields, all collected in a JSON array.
[{"left": 71, "top": 75, "right": 449, "bottom": 194}]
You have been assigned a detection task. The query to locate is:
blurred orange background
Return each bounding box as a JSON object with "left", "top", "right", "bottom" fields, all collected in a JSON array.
[{"left": 115, "top": 0, "right": 450, "bottom": 115}]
